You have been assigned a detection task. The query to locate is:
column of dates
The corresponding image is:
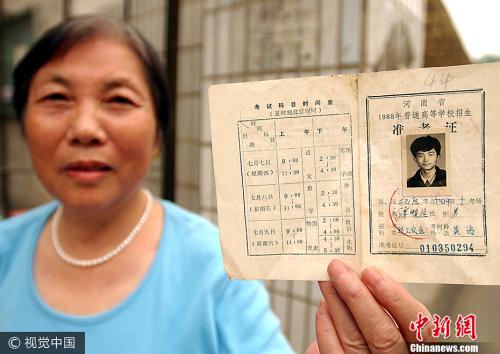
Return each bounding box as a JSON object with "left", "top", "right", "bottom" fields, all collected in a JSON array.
[{"left": 239, "top": 120, "right": 282, "bottom": 255}]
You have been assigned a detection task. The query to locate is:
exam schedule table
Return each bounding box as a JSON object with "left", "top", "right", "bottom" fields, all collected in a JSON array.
[{"left": 238, "top": 113, "right": 356, "bottom": 256}]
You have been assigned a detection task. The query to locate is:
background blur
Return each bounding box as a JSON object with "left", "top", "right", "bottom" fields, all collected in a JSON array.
[{"left": 0, "top": 0, "right": 498, "bottom": 352}]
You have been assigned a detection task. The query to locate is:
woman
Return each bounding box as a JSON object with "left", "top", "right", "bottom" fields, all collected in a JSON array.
[
  {"left": 0, "top": 16, "right": 431, "bottom": 353},
  {"left": 1, "top": 16, "right": 291, "bottom": 353}
]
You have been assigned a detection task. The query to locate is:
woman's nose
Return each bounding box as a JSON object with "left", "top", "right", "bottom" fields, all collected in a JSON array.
[{"left": 67, "top": 101, "right": 107, "bottom": 146}]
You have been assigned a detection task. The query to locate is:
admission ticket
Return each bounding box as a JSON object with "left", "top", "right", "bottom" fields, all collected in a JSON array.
[{"left": 209, "top": 63, "right": 500, "bottom": 285}]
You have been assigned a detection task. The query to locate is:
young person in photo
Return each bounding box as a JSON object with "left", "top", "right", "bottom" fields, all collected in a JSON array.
[{"left": 407, "top": 135, "right": 447, "bottom": 188}]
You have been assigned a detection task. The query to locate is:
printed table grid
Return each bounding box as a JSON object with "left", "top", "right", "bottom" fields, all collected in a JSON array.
[{"left": 237, "top": 114, "right": 356, "bottom": 256}]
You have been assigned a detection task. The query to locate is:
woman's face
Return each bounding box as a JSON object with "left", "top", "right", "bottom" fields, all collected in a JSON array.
[{"left": 24, "top": 37, "right": 158, "bottom": 211}]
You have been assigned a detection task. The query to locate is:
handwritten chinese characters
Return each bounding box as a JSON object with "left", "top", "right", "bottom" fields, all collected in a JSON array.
[
  {"left": 373, "top": 194, "right": 486, "bottom": 255},
  {"left": 238, "top": 113, "right": 355, "bottom": 256}
]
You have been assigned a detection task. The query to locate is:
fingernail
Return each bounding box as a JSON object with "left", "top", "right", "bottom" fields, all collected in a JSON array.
[
  {"left": 363, "top": 267, "right": 384, "bottom": 288},
  {"left": 328, "top": 260, "right": 348, "bottom": 280}
]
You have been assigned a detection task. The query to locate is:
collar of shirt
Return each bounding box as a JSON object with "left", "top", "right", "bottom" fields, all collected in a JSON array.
[{"left": 420, "top": 169, "right": 436, "bottom": 185}]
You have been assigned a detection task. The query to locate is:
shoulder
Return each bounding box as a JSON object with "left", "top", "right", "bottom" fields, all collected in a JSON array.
[
  {"left": 160, "top": 200, "right": 218, "bottom": 241},
  {"left": 0, "top": 202, "right": 56, "bottom": 247},
  {"left": 436, "top": 166, "right": 446, "bottom": 177},
  {"left": 157, "top": 200, "right": 230, "bottom": 299},
  {"left": 434, "top": 167, "right": 447, "bottom": 185},
  {"left": 160, "top": 200, "right": 217, "bottom": 231},
  {"left": 407, "top": 170, "right": 421, "bottom": 187},
  {"left": 159, "top": 199, "right": 221, "bottom": 265},
  {"left": 0, "top": 202, "right": 56, "bottom": 276}
]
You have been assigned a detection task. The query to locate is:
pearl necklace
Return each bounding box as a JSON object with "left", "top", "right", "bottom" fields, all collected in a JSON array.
[{"left": 51, "top": 189, "right": 153, "bottom": 267}]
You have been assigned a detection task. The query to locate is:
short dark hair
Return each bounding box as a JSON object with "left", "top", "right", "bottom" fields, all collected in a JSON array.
[
  {"left": 410, "top": 135, "right": 441, "bottom": 157},
  {"left": 13, "top": 15, "right": 169, "bottom": 140}
]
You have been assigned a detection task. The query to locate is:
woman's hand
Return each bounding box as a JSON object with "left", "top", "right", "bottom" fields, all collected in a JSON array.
[{"left": 308, "top": 260, "right": 433, "bottom": 354}]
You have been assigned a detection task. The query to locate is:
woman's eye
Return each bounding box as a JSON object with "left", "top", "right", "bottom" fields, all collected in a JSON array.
[
  {"left": 43, "top": 93, "right": 68, "bottom": 101},
  {"left": 109, "top": 96, "right": 134, "bottom": 105}
]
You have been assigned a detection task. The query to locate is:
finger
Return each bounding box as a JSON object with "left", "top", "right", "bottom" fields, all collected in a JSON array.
[
  {"left": 318, "top": 281, "right": 370, "bottom": 353},
  {"left": 315, "top": 300, "right": 345, "bottom": 354},
  {"left": 361, "top": 267, "right": 434, "bottom": 343},
  {"left": 328, "top": 260, "right": 408, "bottom": 354}
]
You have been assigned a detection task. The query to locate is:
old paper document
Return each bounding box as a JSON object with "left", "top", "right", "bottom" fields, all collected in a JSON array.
[
  {"left": 209, "top": 62, "right": 500, "bottom": 285},
  {"left": 359, "top": 64, "right": 498, "bottom": 285}
]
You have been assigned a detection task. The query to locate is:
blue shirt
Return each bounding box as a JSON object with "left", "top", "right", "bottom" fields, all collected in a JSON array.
[{"left": 0, "top": 200, "right": 293, "bottom": 354}]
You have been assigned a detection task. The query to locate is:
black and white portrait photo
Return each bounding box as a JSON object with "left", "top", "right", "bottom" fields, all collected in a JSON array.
[{"left": 406, "top": 134, "right": 447, "bottom": 188}]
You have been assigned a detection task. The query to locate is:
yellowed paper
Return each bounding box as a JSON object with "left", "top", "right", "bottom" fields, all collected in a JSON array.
[
  {"left": 359, "top": 63, "right": 499, "bottom": 285},
  {"left": 209, "top": 63, "right": 500, "bottom": 285}
]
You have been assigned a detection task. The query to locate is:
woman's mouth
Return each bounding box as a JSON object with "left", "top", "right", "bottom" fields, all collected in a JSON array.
[{"left": 64, "top": 161, "right": 113, "bottom": 183}]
